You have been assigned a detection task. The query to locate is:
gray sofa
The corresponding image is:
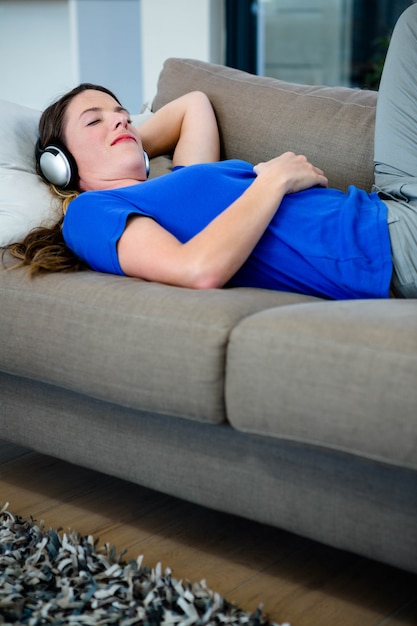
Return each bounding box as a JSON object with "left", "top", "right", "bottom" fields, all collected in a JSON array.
[{"left": 1, "top": 58, "right": 416, "bottom": 574}]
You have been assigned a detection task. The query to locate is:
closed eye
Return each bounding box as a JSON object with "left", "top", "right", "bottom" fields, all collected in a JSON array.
[{"left": 87, "top": 119, "right": 100, "bottom": 126}]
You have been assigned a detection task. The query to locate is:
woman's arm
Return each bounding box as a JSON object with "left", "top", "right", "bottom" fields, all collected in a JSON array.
[
  {"left": 137, "top": 91, "right": 220, "bottom": 166},
  {"left": 117, "top": 152, "right": 328, "bottom": 289}
]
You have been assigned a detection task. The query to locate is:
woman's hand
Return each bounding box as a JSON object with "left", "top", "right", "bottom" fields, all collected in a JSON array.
[{"left": 253, "top": 152, "right": 328, "bottom": 195}]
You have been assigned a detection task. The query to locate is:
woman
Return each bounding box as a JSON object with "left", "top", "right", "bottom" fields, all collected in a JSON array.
[{"left": 6, "top": 4, "right": 417, "bottom": 300}]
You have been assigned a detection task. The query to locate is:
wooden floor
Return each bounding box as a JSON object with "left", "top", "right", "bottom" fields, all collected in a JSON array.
[{"left": 1, "top": 440, "right": 416, "bottom": 626}]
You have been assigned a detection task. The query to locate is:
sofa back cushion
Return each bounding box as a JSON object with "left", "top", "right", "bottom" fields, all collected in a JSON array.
[{"left": 153, "top": 58, "right": 377, "bottom": 193}]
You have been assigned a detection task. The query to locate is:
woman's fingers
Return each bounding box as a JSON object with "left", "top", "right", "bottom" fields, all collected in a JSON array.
[{"left": 254, "top": 152, "right": 328, "bottom": 191}]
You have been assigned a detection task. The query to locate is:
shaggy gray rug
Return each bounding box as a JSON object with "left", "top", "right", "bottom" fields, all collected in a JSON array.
[{"left": 0, "top": 503, "right": 289, "bottom": 626}]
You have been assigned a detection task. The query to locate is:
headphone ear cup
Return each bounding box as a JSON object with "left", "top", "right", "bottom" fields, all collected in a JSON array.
[
  {"left": 36, "top": 139, "right": 78, "bottom": 189},
  {"left": 143, "top": 150, "right": 150, "bottom": 178}
]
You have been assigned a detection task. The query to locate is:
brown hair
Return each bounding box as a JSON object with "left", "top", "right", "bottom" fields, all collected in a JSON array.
[{"left": 3, "top": 83, "right": 121, "bottom": 276}]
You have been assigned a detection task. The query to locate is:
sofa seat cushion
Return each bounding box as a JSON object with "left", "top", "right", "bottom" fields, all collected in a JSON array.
[
  {"left": 226, "top": 300, "right": 417, "bottom": 470},
  {"left": 153, "top": 58, "right": 377, "bottom": 193},
  {"left": 0, "top": 263, "right": 315, "bottom": 424}
]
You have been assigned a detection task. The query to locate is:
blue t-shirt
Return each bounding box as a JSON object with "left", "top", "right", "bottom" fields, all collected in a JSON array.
[{"left": 62, "top": 160, "right": 392, "bottom": 299}]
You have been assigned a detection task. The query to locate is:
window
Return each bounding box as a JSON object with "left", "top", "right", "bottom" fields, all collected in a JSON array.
[{"left": 226, "top": 0, "right": 414, "bottom": 89}]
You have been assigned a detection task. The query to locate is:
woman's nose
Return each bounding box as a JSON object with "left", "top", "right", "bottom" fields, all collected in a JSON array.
[{"left": 113, "top": 113, "right": 128, "bottom": 129}]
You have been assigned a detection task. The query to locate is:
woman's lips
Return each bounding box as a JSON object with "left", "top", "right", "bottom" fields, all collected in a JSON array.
[{"left": 111, "top": 134, "right": 136, "bottom": 146}]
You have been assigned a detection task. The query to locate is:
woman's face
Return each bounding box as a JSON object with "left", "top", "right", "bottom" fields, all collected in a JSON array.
[{"left": 63, "top": 89, "right": 146, "bottom": 191}]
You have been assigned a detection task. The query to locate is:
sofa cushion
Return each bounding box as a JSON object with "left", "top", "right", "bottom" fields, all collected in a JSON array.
[
  {"left": 153, "top": 58, "right": 377, "bottom": 193},
  {"left": 0, "top": 263, "right": 316, "bottom": 424},
  {"left": 226, "top": 300, "right": 417, "bottom": 470}
]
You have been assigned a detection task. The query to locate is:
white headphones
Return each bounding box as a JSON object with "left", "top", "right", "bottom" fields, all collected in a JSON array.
[{"left": 36, "top": 139, "right": 150, "bottom": 189}]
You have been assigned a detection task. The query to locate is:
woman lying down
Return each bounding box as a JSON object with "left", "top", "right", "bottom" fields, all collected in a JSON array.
[{"left": 5, "top": 4, "right": 417, "bottom": 300}]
